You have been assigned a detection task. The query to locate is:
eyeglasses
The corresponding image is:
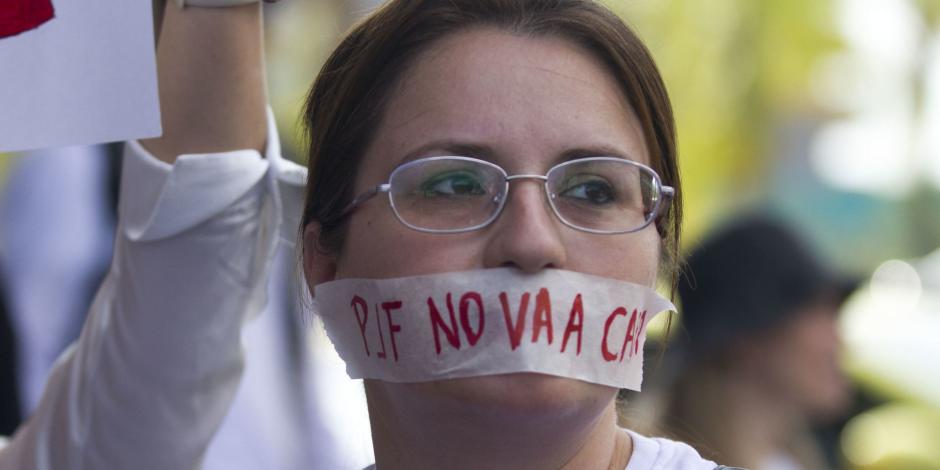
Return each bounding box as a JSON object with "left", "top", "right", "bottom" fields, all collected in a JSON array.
[{"left": 341, "top": 156, "right": 674, "bottom": 234}]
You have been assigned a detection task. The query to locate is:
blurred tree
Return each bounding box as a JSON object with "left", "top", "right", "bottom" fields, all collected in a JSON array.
[
  {"left": 0, "top": 155, "right": 11, "bottom": 182},
  {"left": 264, "top": 0, "right": 384, "bottom": 160},
  {"left": 264, "top": 1, "right": 347, "bottom": 160},
  {"left": 606, "top": 0, "right": 843, "bottom": 243},
  {"left": 914, "top": 0, "right": 940, "bottom": 27}
]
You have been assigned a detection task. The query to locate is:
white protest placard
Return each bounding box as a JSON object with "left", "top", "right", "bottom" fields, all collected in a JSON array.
[{"left": 0, "top": 0, "right": 161, "bottom": 152}]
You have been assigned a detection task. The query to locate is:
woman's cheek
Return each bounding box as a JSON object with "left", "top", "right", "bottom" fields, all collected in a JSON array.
[
  {"left": 338, "top": 214, "right": 487, "bottom": 279},
  {"left": 562, "top": 231, "right": 660, "bottom": 286}
]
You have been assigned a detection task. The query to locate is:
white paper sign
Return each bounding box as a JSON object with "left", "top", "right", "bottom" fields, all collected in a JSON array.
[
  {"left": 314, "top": 268, "right": 675, "bottom": 391},
  {"left": 0, "top": 0, "right": 161, "bottom": 152}
]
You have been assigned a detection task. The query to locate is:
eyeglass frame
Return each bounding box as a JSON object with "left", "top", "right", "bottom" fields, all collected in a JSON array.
[{"left": 340, "top": 155, "right": 675, "bottom": 235}]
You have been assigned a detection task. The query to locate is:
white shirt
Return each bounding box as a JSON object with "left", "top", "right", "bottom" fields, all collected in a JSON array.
[
  {"left": 0, "top": 114, "right": 716, "bottom": 469},
  {"left": 762, "top": 453, "right": 803, "bottom": 470},
  {"left": 0, "top": 110, "right": 306, "bottom": 469},
  {"left": 624, "top": 430, "right": 719, "bottom": 470},
  {"left": 360, "top": 430, "right": 718, "bottom": 470}
]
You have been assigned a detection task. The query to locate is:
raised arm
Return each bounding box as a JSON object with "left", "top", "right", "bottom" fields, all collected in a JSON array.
[
  {"left": 0, "top": 2, "right": 302, "bottom": 469},
  {"left": 142, "top": 0, "right": 267, "bottom": 162}
]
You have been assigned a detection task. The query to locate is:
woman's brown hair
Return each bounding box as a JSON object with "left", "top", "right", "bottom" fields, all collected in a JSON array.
[{"left": 299, "top": 0, "right": 682, "bottom": 285}]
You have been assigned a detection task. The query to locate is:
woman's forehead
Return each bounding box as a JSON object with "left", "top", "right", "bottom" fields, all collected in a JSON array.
[{"left": 364, "top": 28, "right": 650, "bottom": 174}]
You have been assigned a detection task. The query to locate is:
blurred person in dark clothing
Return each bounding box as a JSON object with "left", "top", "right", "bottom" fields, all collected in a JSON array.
[
  {"left": 0, "top": 270, "right": 20, "bottom": 437},
  {"left": 659, "top": 215, "right": 856, "bottom": 470}
]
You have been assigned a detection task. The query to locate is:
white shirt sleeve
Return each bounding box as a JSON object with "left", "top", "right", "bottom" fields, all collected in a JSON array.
[
  {"left": 0, "top": 110, "right": 308, "bottom": 470},
  {"left": 625, "top": 429, "right": 719, "bottom": 470}
]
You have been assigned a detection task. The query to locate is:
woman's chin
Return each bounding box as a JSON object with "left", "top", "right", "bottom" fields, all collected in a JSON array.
[{"left": 380, "top": 373, "right": 617, "bottom": 422}]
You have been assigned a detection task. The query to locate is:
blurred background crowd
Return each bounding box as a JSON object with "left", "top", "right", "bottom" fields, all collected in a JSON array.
[{"left": 1, "top": 0, "right": 938, "bottom": 469}]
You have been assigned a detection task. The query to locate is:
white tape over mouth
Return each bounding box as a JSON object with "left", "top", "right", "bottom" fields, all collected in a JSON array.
[{"left": 313, "top": 268, "right": 675, "bottom": 391}]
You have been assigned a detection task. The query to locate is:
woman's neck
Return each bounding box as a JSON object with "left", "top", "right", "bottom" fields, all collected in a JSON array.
[{"left": 366, "top": 381, "right": 631, "bottom": 470}]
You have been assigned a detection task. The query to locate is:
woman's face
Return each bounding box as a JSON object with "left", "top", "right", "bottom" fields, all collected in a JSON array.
[
  {"left": 310, "top": 27, "right": 660, "bottom": 420},
  {"left": 748, "top": 301, "right": 850, "bottom": 419}
]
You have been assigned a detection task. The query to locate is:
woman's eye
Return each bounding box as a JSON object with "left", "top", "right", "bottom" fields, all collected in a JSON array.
[
  {"left": 558, "top": 176, "right": 616, "bottom": 205},
  {"left": 419, "top": 171, "right": 487, "bottom": 198}
]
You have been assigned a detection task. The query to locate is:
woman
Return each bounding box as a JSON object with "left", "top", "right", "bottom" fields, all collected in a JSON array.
[
  {"left": 1, "top": 0, "right": 736, "bottom": 469},
  {"left": 295, "top": 1, "right": 722, "bottom": 468},
  {"left": 658, "top": 216, "right": 853, "bottom": 470}
]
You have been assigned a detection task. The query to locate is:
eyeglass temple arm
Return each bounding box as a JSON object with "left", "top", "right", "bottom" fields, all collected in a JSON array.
[
  {"left": 661, "top": 186, "right": 675, "bottom": 202},
  {"left": 654, "top": 185, "right": 676, "bottom": 234},
  {"left": 341, "top": 184, "right": 392, "bottom": 216}
]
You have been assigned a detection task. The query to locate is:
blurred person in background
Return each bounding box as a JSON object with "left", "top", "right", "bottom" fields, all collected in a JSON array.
[
  {"left": 658, "top": 215, "right": 856, "bottom": 470},
  {"left": 0, "top": 271, "right": 18, "bottom": 437},
  {"left": 0, "top": 145, "right": 119, "bottom": 430}
]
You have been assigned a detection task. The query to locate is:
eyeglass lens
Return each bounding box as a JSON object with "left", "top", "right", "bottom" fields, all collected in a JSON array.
[
  {"left": 547, "top": 159, "right": 653, "bottom": 233},
  {"left": 388, "top": 157, "right": 659, "bottom": 233},
  {"left": 389, "top": 158, "right": 505, "bottom": 231}
]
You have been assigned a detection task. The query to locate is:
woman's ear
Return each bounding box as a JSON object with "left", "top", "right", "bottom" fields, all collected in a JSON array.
[{"left": 303, "top": 222, "right": 337, "bottom": 291}]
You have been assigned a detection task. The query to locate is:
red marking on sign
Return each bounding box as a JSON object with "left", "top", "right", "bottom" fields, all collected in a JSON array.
[
  {"left": 530, "top": 288, "right": 553, "bottom": 345},
  {"left": 602, "top": 307, "right": 647, "bottom": 363},
  {"left": 616, "top": 308, "right": 638, "bottom": 362},
  {"left": 632, "top": 310, "right": 648, "bottom": 358},
  {"left": 499, "top": 291, "right": 530, "bottom": 351},
  {"left": 602, "top": 307, "right": 626, "bottom": 361},
  {"left": 458, "top": 292, "right": 485, "bottom": 347},
  {"left": 380, "top": 301, "right": 403, "bottom": 361},
  {"left": 428, "top": 292, "right": 490, "bottom": 354},
  {"left": 0, "top": 0, "right": 55, "bottom": 39},
  {"left": 351, "top": 295, "right": 370, "bottom": 356},
  {"left": 375, "top": 303, "right": 388, "bottom": 359},
  {"left": 560, "top": 293, "right": 584, "bottom": 355},
  {"left": 428, "top": 294, "right": 460, "bottom": 354}
]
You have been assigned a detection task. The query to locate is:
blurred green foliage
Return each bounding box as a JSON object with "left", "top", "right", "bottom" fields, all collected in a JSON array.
[
  {"left": 0, "top": 154, "right": 12, "bottom": 183},
  {"left": 606, "top": 0, "right": 843, "bottom": 243},
  {"left": 264, "top": 1, "right": 348, "bottom": 160},
  {"left": 914, "top": 0, "right": 940, "bottom": 26}
]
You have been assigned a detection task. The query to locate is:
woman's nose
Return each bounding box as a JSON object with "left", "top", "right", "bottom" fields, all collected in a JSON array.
[{"left": 481, "top": 179, "right": 567, "bottom": 273}]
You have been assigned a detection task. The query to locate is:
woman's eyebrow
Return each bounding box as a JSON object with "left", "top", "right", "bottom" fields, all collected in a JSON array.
[
  {"left": 398, "top": 141, "right": 639, "bottom": 166},
  {"left": 556, "top": 145, "right": 637, "bottom": 164},
  {"left": 398, "top": 140, "right": 495, "bottom": 165}
]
